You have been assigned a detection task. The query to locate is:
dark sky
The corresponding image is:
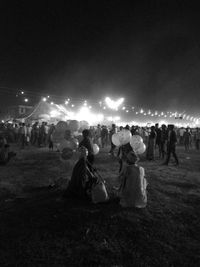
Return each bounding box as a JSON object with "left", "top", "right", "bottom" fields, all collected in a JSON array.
[{"left": 1, "top": 0, "right": 200, "bottom": 114}]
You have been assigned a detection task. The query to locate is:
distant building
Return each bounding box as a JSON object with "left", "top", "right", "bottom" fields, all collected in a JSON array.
[{"left": 0, "top": 105, "right": 33, "bottom": 122}]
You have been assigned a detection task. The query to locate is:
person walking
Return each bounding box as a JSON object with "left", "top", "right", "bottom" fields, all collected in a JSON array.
[
  {"left": 146, "top": 126, "right": 157, "bottom": 160},
  {"left": 164, "top": 124, "right": 179, "bottom": 166},
  {"left": 183, "top": 127, "right": 191, "bottom": 152},
  {"left": 195, "top": 128, "right": 200, "bottom": 150}
]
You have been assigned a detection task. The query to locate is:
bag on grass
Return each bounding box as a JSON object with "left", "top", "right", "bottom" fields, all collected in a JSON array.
[{"left": 91, "top": 181, "right": 109, "bottom": 204}]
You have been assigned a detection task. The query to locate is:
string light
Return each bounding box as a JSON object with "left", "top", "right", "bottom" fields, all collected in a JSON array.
[{"left": 2, "top": 87, "right": 199, "bottom": 126}]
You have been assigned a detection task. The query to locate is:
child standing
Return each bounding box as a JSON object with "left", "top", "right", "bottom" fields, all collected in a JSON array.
[{"left": 119, "top": 151, "right": 148, "bottom": 208}]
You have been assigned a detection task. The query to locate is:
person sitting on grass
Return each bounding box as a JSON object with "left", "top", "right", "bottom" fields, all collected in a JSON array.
[
  {"left": 118, "top": 151, "right": 148, "bottom": 208},
  {"left": 79, "top": 129, "right": 94, "bottom": 167},
  {"left": 0, "top": 134, "right": 16, "bottom": 165},
  {"left": 63, "top": 146, "right": 97, "bottom": 200}
]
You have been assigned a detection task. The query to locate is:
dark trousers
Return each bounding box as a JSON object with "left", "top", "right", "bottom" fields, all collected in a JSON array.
[
  {"left": 160, "top": 141, "right": 166, "bottom": 159},
  {"left": 196, "top": 139, "right": 200, "bottom": 150},
  {"left": 109, "top": 142, "right": 116, "bottom": 155},
  {"left": 165, "top": 145, "right": 179, "bottom": 165}
]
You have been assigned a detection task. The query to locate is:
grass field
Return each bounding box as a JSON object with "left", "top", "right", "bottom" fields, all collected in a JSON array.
[{"left": 0, "top": 145, "right": 200, "bottom": 266}]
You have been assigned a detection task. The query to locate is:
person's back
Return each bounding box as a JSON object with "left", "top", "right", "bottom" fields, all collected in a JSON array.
[{"left": 119, "top": 151, "right": 147, "bottom": 208}]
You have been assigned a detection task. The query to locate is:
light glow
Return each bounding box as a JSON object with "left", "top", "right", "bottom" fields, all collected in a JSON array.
[{"left": 105, "top": 97, "right": 124, "bottom": 110}]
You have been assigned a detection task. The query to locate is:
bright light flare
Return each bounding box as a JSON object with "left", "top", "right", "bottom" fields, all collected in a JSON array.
[
  {"left": 76, "top": 106, "right": 104, "bottom": 124},
  {"left": 105, "top": 97, "right": 124, "bottom": 110},
  {"left": 50, "top": 110, "right": 61, "bottom": 118}
]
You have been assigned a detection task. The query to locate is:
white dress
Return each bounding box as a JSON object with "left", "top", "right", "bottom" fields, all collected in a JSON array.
[{"left": 119, "top": 164, "right": 147, "bottom": 208}]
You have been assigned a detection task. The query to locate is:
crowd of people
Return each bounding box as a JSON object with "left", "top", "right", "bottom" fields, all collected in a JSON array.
[
  {"left": 0, "top": 121, "right": 199, "bottom": 152},
  {"left": 0, "top": 120, "right": 199, "bottom": 207}
]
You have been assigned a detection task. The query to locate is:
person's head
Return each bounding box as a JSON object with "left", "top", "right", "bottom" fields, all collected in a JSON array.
[
  {"left": 82, "top": 129, "right": 90, "bottom": 138},
  {"left": 168, "top": 124, "right": 174, "bottom": 130},
  {"left": 126, "top": 151, "right": 139, "bottom": 165},
  {"left": 79, "top": 146, "right": 88, "bottom": 158},
  {"left": 155, "top": 123, "right": 159, "bottom": 128},
  {"left": 162, "top": 124, "right": 166, "bottom": 130},
  {"left": 151, "top": 126, "right": 155, "bottom": 131}
]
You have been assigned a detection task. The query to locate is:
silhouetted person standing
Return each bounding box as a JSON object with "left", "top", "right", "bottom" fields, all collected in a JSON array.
[{"left": 164, "top": 125, "right": 179, "bottom": 166}]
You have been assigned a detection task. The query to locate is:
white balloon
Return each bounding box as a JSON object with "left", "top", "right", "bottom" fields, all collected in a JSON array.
[
  {"left": 118, "top": 130, "right": 132, "bottom": 145},
  {"left": 135, "top": 143, "right": 146, "bottom": 155},
  {"left": 130, "top": 135, "right": 143, "bottom": 150},
  {"left": 93, "top": 144, "right": 100, "bottom": 155},
  {"left": 112, "top": 133, "right": 121, "bottom": 146}
]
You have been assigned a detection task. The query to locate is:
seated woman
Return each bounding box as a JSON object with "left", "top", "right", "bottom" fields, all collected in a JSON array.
[
  {"left": 118, "top": 151, "right": 148, "bottom": 208},
  {"left": 0, "top": 135, "right": 16, "bottom": 165},
  {"left": 64, "top": 146, "right": 97, "bottom": 199},
  {"left": 79, "top": 129, "right": 94, "bottom": 166}
]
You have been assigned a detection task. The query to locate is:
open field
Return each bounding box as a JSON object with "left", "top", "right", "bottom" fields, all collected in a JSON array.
[{"left": 0, "top": 145, "right": 200, "bottom": 266}]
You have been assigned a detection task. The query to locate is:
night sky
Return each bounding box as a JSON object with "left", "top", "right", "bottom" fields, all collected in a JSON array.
[{"left": 1, "top": 1, "right": 200, "bottom": 114}]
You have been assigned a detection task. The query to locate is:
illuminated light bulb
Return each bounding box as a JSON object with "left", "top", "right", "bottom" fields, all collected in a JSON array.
[
  {"left": 132, "top": 107, "right": 134, "bottom": 109},
  {"left": 122, "top": 106, "right": 126, "bottom": 110},
  {"left": 103, "top": 106, "right": 106, "bottom": 110},
  {"left": 144, "top": 113, "right": 146, "bottom": 116},
  {"left": 68, "top": 98, "right": 70, "bottom": 101},
  {"left": 136, "top": 112, "right": 138, "bottom": 114},
  {"left": 65, "top": 100, "right": 69, "bottom": 105},
  {"left": 164, "top": 115, "right": 167, "bottom": 118},
  {"left": 83, "top": 102, "right": 87, "bottom": 106},
  {"left": 24, "top": 98, "right": 28, "bottom": 102},
  {"left": 47, "top": 96, "right": 50, "bottom": 98},
  {"left": 89, "top": 106, "right": 92, "bottom": 109},
  {"left": 140, "top": 109, "right": 144, "bottom": 114},
  {"left": 126, "top": 110, "right": 129, "bottom": 113},
  {"left": 161, "top": 112, "right": 164, "bottom": 116},
  {"left": 21, "top": 91, "right": 24, "bottom": 94},
  {"left": 50, "top": 102, "right": 54, "bottom": 105},
  {"left": 42, "top": 97, "right": 47, "bottom": 102},
  {"left": 71, "top": 104, "right": 74, "bottom": 107}
]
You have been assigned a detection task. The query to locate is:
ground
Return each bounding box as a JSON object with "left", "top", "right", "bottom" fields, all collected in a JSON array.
[{"left": 0, "top": 145, "right": 200, "bottom": 266}]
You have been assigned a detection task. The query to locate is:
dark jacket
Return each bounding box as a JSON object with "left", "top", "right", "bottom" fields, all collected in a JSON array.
[{"left": 167, "top": 130, "right": 177, "bottom": 147}]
